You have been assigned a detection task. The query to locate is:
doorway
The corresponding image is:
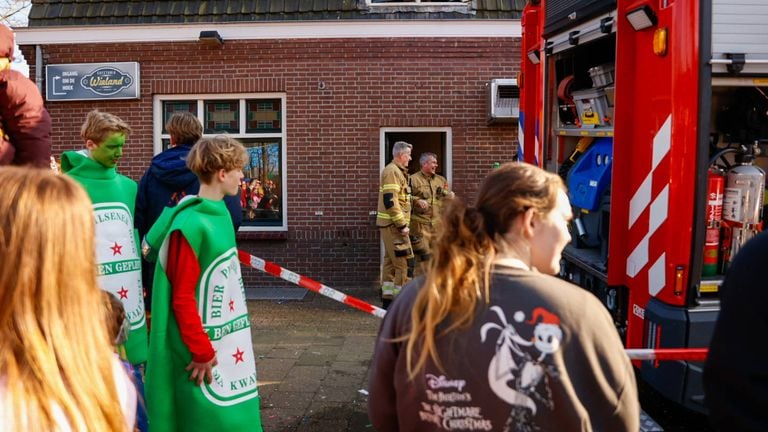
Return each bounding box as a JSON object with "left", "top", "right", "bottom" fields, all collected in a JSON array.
[
  {"left": 380, "top": 128, "right": 452, "bottom": 182},
  {"left": 378, "top": 128, "right": 452, "bottom": 276}
]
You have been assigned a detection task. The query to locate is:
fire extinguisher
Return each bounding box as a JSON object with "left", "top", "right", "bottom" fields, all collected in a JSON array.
[
  {"left": 702, "top": 168, "right": 724, "bottom": 277},
  {"left": 720, "top": 144, "right": 766, "bottom": 272}
]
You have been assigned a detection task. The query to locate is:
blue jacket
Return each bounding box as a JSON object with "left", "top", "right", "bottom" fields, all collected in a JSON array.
[{"left": 135, "top": 144, "right": 242, "bottom": 311}]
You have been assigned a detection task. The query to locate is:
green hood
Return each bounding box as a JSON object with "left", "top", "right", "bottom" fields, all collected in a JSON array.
[{"left": 61, "top": 150, "right": 117, "bottom": 180}]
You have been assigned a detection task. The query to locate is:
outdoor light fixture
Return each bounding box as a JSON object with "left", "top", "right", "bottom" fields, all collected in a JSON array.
[
  {"left": 527, "top": 49, "right": 541, "bottom": 64},
  {"left": 199, "top": 30, "right": 223, "bottom": 47},
  {"left": 626, "top": 5, "right": 657, "bottom": 31}
]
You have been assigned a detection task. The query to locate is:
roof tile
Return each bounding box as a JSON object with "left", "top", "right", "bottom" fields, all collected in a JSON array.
[
  {"left": 284, "top": 0, "right": 299, "bottom": 13},
  {"left": 269, "top": 0, "right": 284, "bottom": 14},
  {"left": 28, "top": 0, "right": 522, "bottom": 26},
  {"left": 226, "top": 0, "right": 242, "bottom": 14}
]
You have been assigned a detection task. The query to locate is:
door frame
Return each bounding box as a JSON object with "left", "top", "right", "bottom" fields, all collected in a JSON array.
[{"left": 378, "top": 127, "right": 453, "bottom": 278}]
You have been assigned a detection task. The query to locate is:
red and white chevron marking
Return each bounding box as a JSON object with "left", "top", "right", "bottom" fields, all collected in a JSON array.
[
  {"left": 625, "top": 348, "right": 708, "bottom": 362},
  {"left": 237, "top": 250, "right": 387, "bottom": 319},
  {"left": 626, "top": 115, "right": 672, "bottom": 297}
]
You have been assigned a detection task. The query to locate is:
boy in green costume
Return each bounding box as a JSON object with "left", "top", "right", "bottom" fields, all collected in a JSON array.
[
  {"left": 61, "top": 110, "right": 147, "bottom": 366},
  {"left": 143, "top": 136, "right": 262, "bottom": 431}
]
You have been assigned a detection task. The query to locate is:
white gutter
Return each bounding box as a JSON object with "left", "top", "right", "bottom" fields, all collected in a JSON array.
[{"left": 15, "top": 20, "right": 521, "bottom": 45}]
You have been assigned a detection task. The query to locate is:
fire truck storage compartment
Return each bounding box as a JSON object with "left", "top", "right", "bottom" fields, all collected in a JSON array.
[
  {"left": 543, "top": 0, "right": 616, "bottom": 37},
  {"left": 701, "top": 82, "right": 768, "bottom": 284},
  {"left": 567, "top": 138, "right": 612, "bottom": 255},
  {"left": 552, "top": 33, "right": 616, "bottom": 132},
  {"left": 547, "top": 15, "right": 616, "bottom": 279}
]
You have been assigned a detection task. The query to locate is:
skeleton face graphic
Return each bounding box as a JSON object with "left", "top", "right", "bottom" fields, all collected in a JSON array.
[{"left": 533, "top": 323, "right": 562, "bottom": 355}]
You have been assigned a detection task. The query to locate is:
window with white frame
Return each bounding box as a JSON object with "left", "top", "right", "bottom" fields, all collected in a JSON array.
[{"left": 154, "top": 94, "right": 287, "bottom": 231}]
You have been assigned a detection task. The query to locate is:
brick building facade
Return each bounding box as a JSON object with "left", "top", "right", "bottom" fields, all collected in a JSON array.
[{"left": 18, "top": 0, "right": 523, "bottom": 294}]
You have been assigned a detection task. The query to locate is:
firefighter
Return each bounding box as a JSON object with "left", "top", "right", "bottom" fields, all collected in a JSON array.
[
  {"left": 409, "top": 152, "right": 454, "bottom": 276},
  {"left": 376, "top": 141, "right": 414, "bottom": 309}
]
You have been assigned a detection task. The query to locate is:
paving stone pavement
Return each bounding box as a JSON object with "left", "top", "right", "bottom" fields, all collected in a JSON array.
[{"left": 248, "top": 290, "right": 382, "bottom": 432}]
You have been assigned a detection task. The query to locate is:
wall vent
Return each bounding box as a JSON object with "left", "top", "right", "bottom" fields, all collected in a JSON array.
[{"left": 487, "top": 78, "right": 519, "bottom": 124}]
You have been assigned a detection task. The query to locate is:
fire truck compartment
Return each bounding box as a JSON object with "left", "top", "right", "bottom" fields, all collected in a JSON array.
[{"left": 640, "top": 298, "right": 719, "bottom": 413}]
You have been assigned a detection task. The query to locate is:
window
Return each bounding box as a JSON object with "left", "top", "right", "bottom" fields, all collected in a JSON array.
[{"left": 154, "top": 94, "right": 287, "bottom": 231}]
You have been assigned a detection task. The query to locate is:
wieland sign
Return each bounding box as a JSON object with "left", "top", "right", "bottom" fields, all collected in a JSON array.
[{"left": 46, "top": 62, "right": 140, "bottom": 101}]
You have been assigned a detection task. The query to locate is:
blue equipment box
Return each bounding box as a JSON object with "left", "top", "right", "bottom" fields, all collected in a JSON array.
[{"left": 567, "top": 137, "right": 613, "bottom": 211}]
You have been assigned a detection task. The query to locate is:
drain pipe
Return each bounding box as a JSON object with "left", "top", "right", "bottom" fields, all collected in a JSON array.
[{"left": 35, "top": 44, "right": 42, "bottom": 93}]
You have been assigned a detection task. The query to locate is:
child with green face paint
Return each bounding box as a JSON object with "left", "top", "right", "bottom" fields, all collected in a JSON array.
[{"left": 61, "top": 110, "right": 148, "bottom": 370}]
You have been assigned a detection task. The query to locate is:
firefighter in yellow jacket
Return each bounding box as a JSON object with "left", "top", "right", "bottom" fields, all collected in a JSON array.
[
  {"left": 409, "top": 152, "right": 454, "bottom": 275},
  {"left": 376, "top": 141, "right": 413, "bottom": 308}
]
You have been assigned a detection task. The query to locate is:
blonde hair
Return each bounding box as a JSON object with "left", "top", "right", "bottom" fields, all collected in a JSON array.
[
  {"left": 187, "top": 135, "right": 248, "bottom": 184},
  {"left": 0, "top": 167, "right": 127, "bottom": 431},
  {"left": 404, "top": 162, "right": 565, "bottom": 378},
  {"left": 80, "top": 110, "right": 132, "bottom": 145},
  {"left": 165, "top": 112, "right": 202, "bottom": 146}
]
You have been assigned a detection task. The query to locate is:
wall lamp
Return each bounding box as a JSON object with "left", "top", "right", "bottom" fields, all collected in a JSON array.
[
  {"left": 199, "top": 30, "right": 223, "bottom": 47},
  {"left": 626, "top": 5, "right": 657, "bottom": 31},
  {"left": 527, "top": 49, "right": 541, "bottom": 65}
]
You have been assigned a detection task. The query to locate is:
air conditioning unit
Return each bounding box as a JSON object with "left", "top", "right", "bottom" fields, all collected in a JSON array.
[{"left": 487, "top": 78, "right": 520, "bottom": 124}]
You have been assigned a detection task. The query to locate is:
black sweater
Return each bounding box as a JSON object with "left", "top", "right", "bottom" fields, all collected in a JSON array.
[
  {"left": 704, "top": 232, "right": 768, "bottom": 432},
  {"left": 369, "top": 265, "right": 639, "bottom": 432}
]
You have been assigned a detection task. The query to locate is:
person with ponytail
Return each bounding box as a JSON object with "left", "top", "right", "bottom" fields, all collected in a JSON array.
[
  {"left": 369, "top": 162, "right": 638, "bottom": 432},
  {"left": 0, "top": 167, "right": 136, "bottom": 431}
]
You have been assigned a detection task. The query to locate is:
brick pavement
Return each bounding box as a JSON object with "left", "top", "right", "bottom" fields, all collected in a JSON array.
[{"left": 248, "top": 290, "right": 382, "bottom": 432}]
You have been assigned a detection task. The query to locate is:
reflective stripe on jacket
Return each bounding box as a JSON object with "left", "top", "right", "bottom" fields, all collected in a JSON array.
[{"left": 377, "top": 161, "right": 411, "bottom": 228}]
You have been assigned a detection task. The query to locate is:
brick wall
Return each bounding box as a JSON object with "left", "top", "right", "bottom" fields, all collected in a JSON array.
[{"left": 21, "top": 36, "right": 520, "bottom": 294}]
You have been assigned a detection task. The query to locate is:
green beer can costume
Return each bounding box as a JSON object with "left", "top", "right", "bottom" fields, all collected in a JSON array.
[
  {"left": 61, "top": 150, "right": 148, "bottom": 365},
  {"left": 143, "top": 196, "right": 262, "bottom": 431}
]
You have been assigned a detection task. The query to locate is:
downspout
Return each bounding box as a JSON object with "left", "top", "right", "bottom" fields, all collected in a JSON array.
[{"left": 35, "top": 45, "right": 42, "bottom": 93}]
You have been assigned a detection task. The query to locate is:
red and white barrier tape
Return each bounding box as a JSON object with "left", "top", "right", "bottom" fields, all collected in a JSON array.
[
  {"left": 625, "top": 348, "right": 708, "bottom": 362},
  {"left": 238, "top": 250, "right": 387, "bottom": 319}
]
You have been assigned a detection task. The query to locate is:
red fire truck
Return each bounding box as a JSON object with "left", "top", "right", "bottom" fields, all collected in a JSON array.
[{"left": 518, "top": 0, "right": 768, "bottom": 412}]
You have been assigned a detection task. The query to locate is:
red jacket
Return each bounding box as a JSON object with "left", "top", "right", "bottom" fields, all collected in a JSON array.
[{"left": 0, "top": 69, "right": 52, "bottom": 167}]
